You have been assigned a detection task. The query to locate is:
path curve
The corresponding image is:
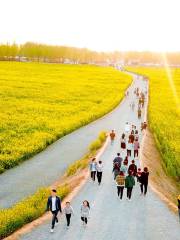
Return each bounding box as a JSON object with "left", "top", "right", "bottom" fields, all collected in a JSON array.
[
  {"left": 20, "top": 74, "right": 180, "bottom": 240},
  {"left": 0, "top": 73, "right": 134, "bottom": 208}
]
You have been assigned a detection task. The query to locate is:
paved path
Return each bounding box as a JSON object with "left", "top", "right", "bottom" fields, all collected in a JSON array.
[
  {"left": 0, "top": 73, "right": 134, "bottom": 209},
  {"left": 20, "top": 75, "right": 180, "bottom": 240}
]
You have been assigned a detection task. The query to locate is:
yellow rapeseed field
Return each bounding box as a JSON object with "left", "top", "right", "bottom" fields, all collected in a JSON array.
[
  {"left": 0, "top": 62, "right": 131, "bottom": 172},
  {"left": 127, "top": 67, "right": 180, "bottom": 179},
  {"left": 0, "top": 131, "right": 106, "bottom": 238}
]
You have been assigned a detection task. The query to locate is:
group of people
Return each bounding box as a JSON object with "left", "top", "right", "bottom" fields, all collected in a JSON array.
[
  {"left": 46, "top": 151, "right": 103, "bottom": 233},
  {"left": 120, "top": 125, "right": 140, "bottom": 158},
  {"left": 46, "top": 84, "right": 151, "bottom": 233},
  {"left": 133, "top": 87, "right": 146, "bottom": 119},
  {"left": 46, "top": 189, "right": 90, "bottom": 232},
  {"left": 111, "top": 122, "right": 149, "bottom": 201},
  {"left": 126, "top": 85, "right": 147, "bottom": 120},
  {"left": 89, "top": 157, "right": 103, "bottom": 185},
  {"left": 114, "top": 157, "right": 149, "bottom": 200}
]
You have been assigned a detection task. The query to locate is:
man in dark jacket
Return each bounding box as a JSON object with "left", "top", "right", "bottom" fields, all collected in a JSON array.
[
  {"left": 140, "top": 167, "right": 149, "bottom": 195},
  {"left": 113, "top": 153, "right": 123, "bottom": 168},
  {"left": 47, "top": 189, "right": 62, "bottom": 233},
  {"left": 128, "top": 160, "right": 137, "bottom": 177}
]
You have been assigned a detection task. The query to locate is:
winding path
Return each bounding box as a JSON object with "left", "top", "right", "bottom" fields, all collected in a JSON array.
[
  {"left": 20, "top": 75, "right": 179, "bottom": 240},
  {"left": 0, "top": 73, "right": 134, "bottom": 209}
]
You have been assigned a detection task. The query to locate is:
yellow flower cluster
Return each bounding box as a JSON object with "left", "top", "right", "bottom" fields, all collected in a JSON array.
[{"left": 0, "top": 62, "right": 131, "bottom": 173}]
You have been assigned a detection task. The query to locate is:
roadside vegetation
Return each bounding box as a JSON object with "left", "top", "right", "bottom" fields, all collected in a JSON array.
[
  {"left": 0, "top": 132, "right": 107, "bottom": 238},
  {"left": 66, "top": 131, "right": 106, "bottom": 176},
  {"left": 0, "top": 62, "right": 131, "bottom": 173}
]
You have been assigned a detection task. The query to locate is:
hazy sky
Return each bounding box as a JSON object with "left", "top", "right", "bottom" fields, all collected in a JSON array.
[{"left": 0, "top": 0, "right": 180, "bottom": 51}]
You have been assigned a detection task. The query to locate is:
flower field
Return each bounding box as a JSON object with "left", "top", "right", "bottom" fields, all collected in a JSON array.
[
  {"left": 0, "top": 131, "right": 106, "bottom": 238},
  {"left": 127, "top": 67, "right": 180, "bottom": 179},
  {"left": 0, "top": 62, "right": 131, "bottom": 173}
]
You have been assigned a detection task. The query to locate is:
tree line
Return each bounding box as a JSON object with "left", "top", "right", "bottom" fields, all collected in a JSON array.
[{"left": 0, "top": 42, "right": 180, "bottom": 65}]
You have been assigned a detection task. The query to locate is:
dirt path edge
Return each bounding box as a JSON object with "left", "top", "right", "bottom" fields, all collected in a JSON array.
[
  {"left": 4, "top": 137, "right": 109, "bottom": 240},
  {"left": 140, "top": 129, "right": 179, "bottom": 214}
]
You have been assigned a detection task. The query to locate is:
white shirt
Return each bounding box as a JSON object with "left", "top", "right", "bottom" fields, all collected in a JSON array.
[
  {"left": 96, "top": 163, "right": 103, "bottom": 172},
  {"left": 52, "top": 197, "right": 56, "bottom": 211},
  {"left": 91, "top": 162, "right": 96, "bottom": 171},
  {"left": 127, "top": 142, "right": 133, "bottom": 150},
  {"left": 125, "top": 123, "right": 130, "bottom": 132}
]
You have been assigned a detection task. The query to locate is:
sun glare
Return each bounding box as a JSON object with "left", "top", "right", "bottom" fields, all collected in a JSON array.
[{"left": 161, "top": 53, "right": 180, "bottom": 111}]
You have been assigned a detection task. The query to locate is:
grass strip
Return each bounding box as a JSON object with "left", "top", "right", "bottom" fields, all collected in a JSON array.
[{"left": 0, "top": 131, "right": 107, "bottom": 238}]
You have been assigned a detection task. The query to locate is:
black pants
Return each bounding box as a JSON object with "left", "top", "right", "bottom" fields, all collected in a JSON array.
[
  {"left": 134, "top": 149, "right": 138, "bottom": 157},
  {"left": 97, "top": 171, "right": 102, "bottom": 184},
  {"left": 66, "top": 214, "right": 71, "bottom": 226},
  {"left": 81, "top": 217, "right": 87, "bottom": 224},
  {"left": 141, "top": 183, "right": 148, "bottom": 195},
  {"left": 117, "top": 186, "right": 124, "bottom": 199},
  {"left": 127, "top": 149, "right": 131, "bottom": 157},
  {"left": 51, "top": 210, "right": 59, "bottom": 229},
  {"left": 127, "top": 187, "right": 133, "bottom": 199},
  {"left": 91, "top": 171, "right": 96, "bottom": 181}
]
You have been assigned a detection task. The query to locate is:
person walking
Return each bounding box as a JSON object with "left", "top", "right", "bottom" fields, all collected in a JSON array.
[
  {"left": 113, "top": 153, "right": 123, "bottom": 168},
  {"left": 125, "top": 170, "right": 135, "bottom": 200},
  {"left": 141, "top": 122, "right": 147, "bottom": 132},
  {"left": 127, "top": 139, "right": 133, "bottom": 157},
  {"left": 63, "top": 202, "right": 74, "bottom": 228},
  {"left": 129, "top": 131, "right": 135, "bottom": 143},
  {"left": 128, "top": 160, "right": 137, "bottom": 177},
  {"left": 96, "top": 160, "right": 103, "bottom": 185},
  {"left": 112, "top": 162, "right": 120, "bottom": 180},
  {"left": 177, "top": 195, "right": 180, "bottom": 222},
  {"left": 46, "top": 189, "right": 62, "bottom": 233},
  {"left": 120, "top": 159, "right": 128, "bottom": 176},
  {"left": 125, "top": 122, "right": 130, "bottom": 135},
  {"left": 89, "top": 158, "right": 97, "bottom": 182},
  {"left": 120, "top": 133, "right": 126, "bottom": 150},
  {"left": 116, "top": 171, "right": 125, "bottom": 200},
  {"left": 134, "top": 138, "right": 140, "bottom": 158},
  {"left": 124, "top": 156, "right": 129, "bottom": 165},
  {"left": 135, "top": 130, "right": 139, "bottom": 140},
  {"left": 143, "top": 122, "right": 147, "bottom": 130},
  {"left": 136, "top": 168, "right": 142, "bottom": 183},
  {"left": 110, "top": 130, "right": 115, "bottom": 145},
  {"left": 140, "top": 167, "right": 149, "bottom": 196},
  {"left": 81, "top": 200, "right": 90, "bottom": 226}
]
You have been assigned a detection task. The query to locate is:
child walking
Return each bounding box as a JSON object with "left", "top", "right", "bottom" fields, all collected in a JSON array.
[
  {"left": 63, "top": 202, "right": 74, "bottom": 228},
  {"left": 81, "top": 200, "right": 90, "bottom": 226}
]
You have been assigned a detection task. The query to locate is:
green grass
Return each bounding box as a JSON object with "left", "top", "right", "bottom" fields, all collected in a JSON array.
[
  {"left": 0, "top": 185, "right": 70, "bottom": 238},
  {"left": 66, "top": 131, "right": 106, "bottom": 176},
  {"left": 0, "top": 62, "right": 132, "bottom": 173}
]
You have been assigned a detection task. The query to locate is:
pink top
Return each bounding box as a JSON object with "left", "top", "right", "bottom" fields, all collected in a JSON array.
[{"left": 134, "top": 141, "right": 140, "bottom": 150}]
